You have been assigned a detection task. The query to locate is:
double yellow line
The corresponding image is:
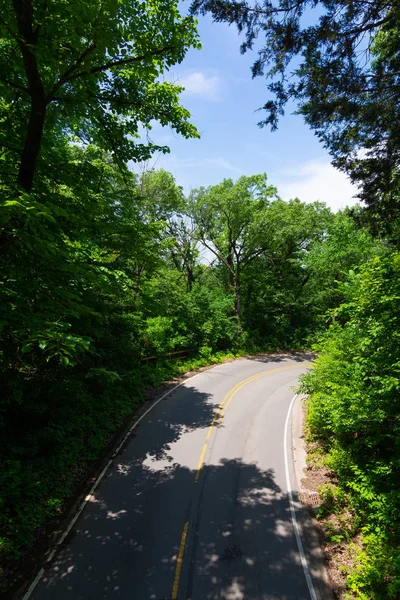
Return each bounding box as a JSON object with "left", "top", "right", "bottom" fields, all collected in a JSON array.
[
  {"left": 171, "top": 521, "right": 189, "bottom": 600},
  {"left": 171, "top": 362, "right": 311, "bottom": 599},
  {"left": 195, "top": 363, "right": 308, "bottom": 481}
]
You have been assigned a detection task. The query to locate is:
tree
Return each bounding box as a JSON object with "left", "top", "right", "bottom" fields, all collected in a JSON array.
[
  {"left": 0, "top": 0, "right": 200, "bottom": 193},
  {"left": 138, "top": 168, "right": 185, "bottom": 223},
  {"left": 136, "top": 169, "right": 199, "bottom": 290},
  {"left": 167, "top": 218, "right": 199, "bottom": 291},
  {"left": 190, "top": 0, "right": 400, "bottom": 230},
  {"left": 189, "top": 174, "right": 278, "bottom": 318},
  {"left": 239, "top": 198, "right": 332, "bottom": 342},
  {"left": 302, "top": 210, "right": 385, "bottom": 321}
]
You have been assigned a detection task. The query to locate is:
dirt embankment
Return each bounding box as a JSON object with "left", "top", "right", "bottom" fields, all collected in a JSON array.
[{"left": 295, "top": 398, "right": 362, "bottom": 599}]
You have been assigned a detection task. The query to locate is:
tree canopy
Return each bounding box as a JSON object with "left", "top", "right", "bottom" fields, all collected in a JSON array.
[
  {"left": 189, "top": 174, "right": 278, "bottom": 317},
  {"left": 190, "top": 0, "right": 400, "bottom": 232},
  {"left": 0, "top": 0, "right": 200, "bottom": 193}
]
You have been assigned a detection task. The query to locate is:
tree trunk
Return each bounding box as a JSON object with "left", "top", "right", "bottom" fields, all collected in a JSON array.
[
  {"left": 186, "top": 262, "right": 194, "bottom": 292},
  {"left": 18, "top": 97, "right": 46, "bottom": 192},
  {"left": 226, "top": 246, "right": 234, "bottom": 286},
  {"left": 234, "top": 264, "right": 241, "bottom": 319},
  {"left": 13, "top": 0, "right": 47, "bottom": 192},
  {"left": 0, "top": 1, "right": 48, "bottom": 256}
]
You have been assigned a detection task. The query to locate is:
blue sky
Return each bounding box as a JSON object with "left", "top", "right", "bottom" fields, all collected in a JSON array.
[{"left": 138, "top": 9, "right": 359, "bottom": 211}]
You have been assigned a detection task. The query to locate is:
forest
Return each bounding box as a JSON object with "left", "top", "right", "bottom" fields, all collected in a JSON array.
[{"left": 0, "top": 0, "right": 399, "bottom": 597}]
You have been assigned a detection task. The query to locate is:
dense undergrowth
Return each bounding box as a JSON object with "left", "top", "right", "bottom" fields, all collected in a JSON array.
[
  {"left": 301, "top": 252, "right": 400, "bottom": 599},
  {"left": 0, "top": 344, "right": 266, "bottom": 587}
]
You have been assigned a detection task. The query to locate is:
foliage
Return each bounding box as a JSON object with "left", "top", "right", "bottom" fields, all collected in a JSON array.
[
  {"left": 239, "top": 198, "right": 333, "bottom": 343},
  {"left": 301, "top": 252, "right": 400, "bottom": 598},
  {"left": 0, "top": 0, "right": 200, "bottom": 195},
  {"left": 302, "top": 210, "right": 385, "bottom": 327},
  {"left": 189, "top": 174, "right": 279, "bottom": 317}
]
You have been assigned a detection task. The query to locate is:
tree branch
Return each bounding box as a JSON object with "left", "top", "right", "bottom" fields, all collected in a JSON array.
[
  {"left": 0, "top": 143, "right": 23, "bottom": 156},
  {"left": 47, "top": 44, "right": 175, "bottom": 103},
  {"left": 33, "top": 1, "right": 48, "bottom": 41},
  {"left": 242, "top": 246, "right": 268, "bottom": 268},
  {"left": 85, "top": 102, "right": 130, "bottom": 186},
  {"left": 0, "top": 15, "right": 20, "bottom": 42},
  {"left": 46, "top": 43, "right": 97, "bottom": 102},
  {"left": 63, "top": 45, "right": 175, "bottom": 84},
  {"left": 87, "top": 93, "right": 145, "bottom": 107},
  {"left": 3, "top": 78, "right": 30, "bottom": 94},
  {"left": 245, "top": 1, "right": 304, "bottom": 17},
  {"left": 200, "top": 236, "right": 234, "bottom": 274},
  {"left": 341, "top": 16, "right": 392, "bottom": 38}
]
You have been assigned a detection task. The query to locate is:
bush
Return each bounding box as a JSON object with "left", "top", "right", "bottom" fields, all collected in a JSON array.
[{"left": 301, "top": 252, "right": 400, "bottom": 598}]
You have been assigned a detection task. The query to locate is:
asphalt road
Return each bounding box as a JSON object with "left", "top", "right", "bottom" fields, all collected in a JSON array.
[{"left": 30, "top": 353, "right": 329, "bottom": 600}]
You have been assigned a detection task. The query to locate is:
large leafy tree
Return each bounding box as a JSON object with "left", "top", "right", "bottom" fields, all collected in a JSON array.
[
  {"left": 240, "top": 198, "right": 332, "bottom": 342},
  {"left": 189, "top": 174, "right": 278, "bottom": 318},
  {"left": 0, "top": 0, "right": 200, "bottom": 194},
  {"left": 191, "top": 0, "right": 400, "bottom": 231},
  {"left": 302, "top": 210, "right": 384, "bottom": 320},
  {"left": 136, "top": 169, "right": 199, "bottom": 292}
]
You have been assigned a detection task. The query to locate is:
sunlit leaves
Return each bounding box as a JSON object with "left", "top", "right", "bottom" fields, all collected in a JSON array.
[
  {"left": 0, "top": 0, "right": 200, "bottom": 190},
  {"left": 301, "top": 251, "right": 400, "bottom": 597}
]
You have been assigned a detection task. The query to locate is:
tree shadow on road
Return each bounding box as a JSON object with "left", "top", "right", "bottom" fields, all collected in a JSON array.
[
  {"left": 249, "top": 352, "right": 315, "bottom": 364},
  {"left": 32, "top": 382, "right": 328, "bottom": 600}
]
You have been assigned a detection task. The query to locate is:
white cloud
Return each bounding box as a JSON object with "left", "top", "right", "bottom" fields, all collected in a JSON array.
[
  {"left": 178, "top": 72, "right": 221, "bottom": 100},
  {"left": 161, "top": 154, "right": 241, "bottom": 174},
  {"left": 200, "top": 157, "right": 241, "bottom": 173},
  {"left": 276, "top": 160, "right": 360, "bottom": 211}
]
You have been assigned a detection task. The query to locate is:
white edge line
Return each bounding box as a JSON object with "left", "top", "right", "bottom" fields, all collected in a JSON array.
[
  {"left": 22, "top": 370, "right": 205, "bottom": 600},
  {"left": 284, "top": 394, "right": 318, "bottom": 600}
]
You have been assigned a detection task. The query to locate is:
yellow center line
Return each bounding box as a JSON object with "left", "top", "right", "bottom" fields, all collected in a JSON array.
[
  {"left": 171, "top": 521, "right": 189, "bottom": 600},
  {"left": 171, "top": 361, "right": 312, "bottom": 599},
  {"left": 217, "top": 363, "right": 311, "bottom": 423},
  {"left": 194, "top": 443, "right": 208, "bottom": 483},
  {"left": 217, "top": 369, "right": 278, "bottom": 423},
  {"left": 202, "top": 375, "right": 260, "bottom": 443},
  {"left": 198, "top": 364, "right": 312, "bottom": 481}
]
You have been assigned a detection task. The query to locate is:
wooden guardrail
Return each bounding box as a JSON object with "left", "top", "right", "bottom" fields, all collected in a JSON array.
[{"left": 140, "top": 349, "right": 193, "bottom": 362}]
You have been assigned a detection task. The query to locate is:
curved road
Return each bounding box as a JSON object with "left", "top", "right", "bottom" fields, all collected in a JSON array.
[{"left": 30, "top": 354, "right": 329, "bottom": 600}]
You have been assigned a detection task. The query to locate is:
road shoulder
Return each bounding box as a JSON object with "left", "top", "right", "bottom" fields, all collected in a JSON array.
[{"left": 291, "top": 395, "right": 334, "bottom": 600}]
